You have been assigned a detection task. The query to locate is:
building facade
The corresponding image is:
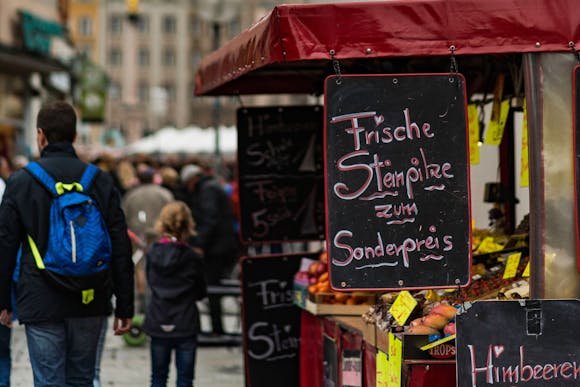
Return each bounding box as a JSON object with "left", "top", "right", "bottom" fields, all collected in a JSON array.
[
  {"left": 0, "top": 0, "right": 74, "bottom": 160},
  {"left": 66, "top": 0, "right": 318, "bottom": 145}
]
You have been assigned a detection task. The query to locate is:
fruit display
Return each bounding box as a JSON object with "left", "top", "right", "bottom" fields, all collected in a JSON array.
[
  {"left": 361, "top": 247, "right": 529, "bottom": 344},
  {"left": 362, "top": 292, "right": 457, "bottom": 339},
  {"left": 442, "top": 257, "right": 530, "bottom": 303},
  {"left": 293, "top": 251, "right": 375, "bottom": 307}
]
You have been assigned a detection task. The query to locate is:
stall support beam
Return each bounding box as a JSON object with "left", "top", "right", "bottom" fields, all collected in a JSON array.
[{"left": 500, "top": 108, "right": 516, "bottom": 234}]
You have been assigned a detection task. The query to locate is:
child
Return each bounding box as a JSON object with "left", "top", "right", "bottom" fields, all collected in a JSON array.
[{"left": 143, "top": 201, "right": 207, "bottom": 387}]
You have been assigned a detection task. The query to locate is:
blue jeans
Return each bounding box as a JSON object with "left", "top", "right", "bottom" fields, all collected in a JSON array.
[
  {"left": 93, "top": 318, "right": 108, "bottom": 387},
  {"left": 25, "top": 316, "right": 105, "bottom": 387},
  {"left": 150, "top": 335, "right": 197, "bottom": 387},
  {"left": 0, "top": 325, "right": 10, "bottom": 387}
]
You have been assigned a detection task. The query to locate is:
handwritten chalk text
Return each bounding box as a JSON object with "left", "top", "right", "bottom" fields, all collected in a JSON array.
[
  {"left": 468, "top": 344, "right": 580, "bottom": 386},
  {"left": 331, "top": 226, "right": 453, "bottom": 268}
]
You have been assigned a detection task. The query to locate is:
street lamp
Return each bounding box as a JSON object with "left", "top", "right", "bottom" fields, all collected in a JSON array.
[{"left": 197, "top": 0, "right": 241, "bottom": 174}]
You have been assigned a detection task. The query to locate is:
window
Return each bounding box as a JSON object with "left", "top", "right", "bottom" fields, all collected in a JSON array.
[
  {"left": 138, "top": 82, "right": 149, "bottom": 102},
  {"left": 138, "top": 48, "right": 149, "bottom": 67},
  {"left": 138, "top": 15, "right": 149, "bottom": 34},
  {"left": 164, "top": 83, "right": 175, "bottom": 100},
  {"left": 228, "top": 19, "right": 240, "bottom": 38},
  {"left": 109, "top": 48, "right": 122, "bottom": 66},
  {"left": 162, "top": 15, "right": 176, "bottom": 34},
  {"left": 109, "top": 15, "right": 122, "bottom": 35},
  {"left": 191, "top": 52, "right": 201, "bottom": 68},
  {"left": 162, "top": 47, "right": 176, "bottom": 67},
  {"left": 78, "top": 16, "right": 92, "bottom": 36},
  {"left": 190, "top": 14, "right": 200, "bottom": 34},
  {"left": 109, "top": 83, "right": 121, "bottom": 99},
  {"left": 79, "top": 45, "right": 92, "bottom": 58}
]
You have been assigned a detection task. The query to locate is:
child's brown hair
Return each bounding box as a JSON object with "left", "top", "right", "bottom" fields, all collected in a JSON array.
[{"left": 154, "top": 201, "right": 196, "bottom": 241}]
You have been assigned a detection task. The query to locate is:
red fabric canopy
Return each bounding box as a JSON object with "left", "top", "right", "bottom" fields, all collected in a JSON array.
[{"left": 195, "top": 0, "right": 580, "bottom": 96}]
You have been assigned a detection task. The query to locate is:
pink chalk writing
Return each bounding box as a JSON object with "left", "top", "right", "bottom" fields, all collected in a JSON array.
[
  {"left": 467, "top": 344, "right": 580, "bottom": 386},
  {"left": 331, "top": 109, "right": 434, "bottom": 152},
  {"left": 331, "top": 227, "right": 453, "bottom": 268},
  {"left": 333, "top": 147, "right": 452, "bottom": 201}
]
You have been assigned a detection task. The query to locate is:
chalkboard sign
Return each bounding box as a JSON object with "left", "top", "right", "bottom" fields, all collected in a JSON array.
[
  {"left": 241, "top": 252, "right": 317, "bottom": 387},
  {"left": 325, "top": 74, "right": 471, "bottom": 290},
  {"left": 237, "top": 106, "right": 325, "bottom": 243},
  {"left": 573, "top": 65, "right": 580, "bottom": 273},
  {"left": 456, "top": 299, "right": 580, "bottom": 387}
]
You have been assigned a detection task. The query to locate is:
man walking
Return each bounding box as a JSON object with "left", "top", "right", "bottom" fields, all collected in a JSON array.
[
  {"left": 179, "top": 164, "right": 237, "bottom": 335},
  {"left": 0, "top": 101, "right": 134, "bottom": 386}
]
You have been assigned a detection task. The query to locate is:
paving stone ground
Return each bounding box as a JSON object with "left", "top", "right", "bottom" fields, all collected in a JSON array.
[{"left": 9, "top": 298, "right": 244, "bottom": 387}]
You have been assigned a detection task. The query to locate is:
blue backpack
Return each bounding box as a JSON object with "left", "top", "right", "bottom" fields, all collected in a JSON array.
[{"left": 24, "top": 162, "right": 112, "bottom": 304}]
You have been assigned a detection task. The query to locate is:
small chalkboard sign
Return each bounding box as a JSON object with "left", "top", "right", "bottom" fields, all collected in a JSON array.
[
  {"left": 241, "top": 252, "right": 318, "bottom": 387},
  {"left": 456, "top": 299, "right": 580, "bottom": 387},
  {"left": 237, "top": 106, "right": 325, "bottom": 243},
  {"left": 324, "top": 74, "right": 471, "bottom": 290},
  {"left": 573, "top": 65, "right": 580, "bottom": 273}
]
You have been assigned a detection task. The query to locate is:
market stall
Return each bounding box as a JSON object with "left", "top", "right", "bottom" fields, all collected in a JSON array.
[{"left": 194, "top": 1, "right": 580, "bottom": 386}]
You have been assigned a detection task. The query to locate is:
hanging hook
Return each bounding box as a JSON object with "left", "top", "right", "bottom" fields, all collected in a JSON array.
[
  {"left": 330, "top": 49, "right": 343, "bottom": 85},
  {"left": 449, "top": 45, "right": 458, "bottom": 73},
  {"left": 569, "top": 42, "right": 580, "bottom": 63}
]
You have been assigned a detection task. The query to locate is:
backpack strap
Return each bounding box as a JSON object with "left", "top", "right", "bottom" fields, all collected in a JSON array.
[
  {"left": 79, "top": 164, "right": 99, "bottom": 191},
  {"left": 24, "top": 162, "right": 58, "bottom": 197}
]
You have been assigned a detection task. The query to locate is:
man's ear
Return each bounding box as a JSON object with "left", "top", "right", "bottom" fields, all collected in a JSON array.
[{"left": 37, "top": 128, "right": 49, "bottom": 150}]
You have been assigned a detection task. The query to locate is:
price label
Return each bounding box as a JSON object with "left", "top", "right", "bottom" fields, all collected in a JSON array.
[
  {"left": 485, "top": 99, "right": 510, "bottom": 145},
  {"left": 387, "top": 332, "right": 402, "bottom": 387},
  {"left": 503, "top": 252, "right": 522, "bottom": 279},
  {"left": 376, "top": 350, "right": 388, "bottom": 387},
  {"left": 468, "top": 104, "right": 480, "bottom": 164},
  {"left": 522, "top": 261, "right": 530, "bottom": 278},
  {"left": 389, "top": 291, "right": 418, "bottom": 326}
]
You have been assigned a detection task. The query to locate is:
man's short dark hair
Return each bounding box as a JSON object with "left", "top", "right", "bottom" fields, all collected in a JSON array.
[{"left": 36, "top": 101, "right": 77, "bottom": 143}]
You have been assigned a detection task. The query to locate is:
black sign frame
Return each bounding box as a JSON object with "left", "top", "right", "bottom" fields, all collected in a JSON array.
[
  {"left": 241, "top": 252, "right": 318, "bottom": 387},
  {"left": 324, "top": 73, "right": 472, "bottom": 290},
  {"left": 237, "top": 106, "right": 325, "bottom": 243},
  {"left": 456, "top": 299, "right": 580, "bottom": 387}
]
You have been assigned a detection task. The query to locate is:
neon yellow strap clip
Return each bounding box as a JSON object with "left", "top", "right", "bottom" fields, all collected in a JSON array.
[{"left": 55, "top": 182, "right": 83, "bottom": 195}]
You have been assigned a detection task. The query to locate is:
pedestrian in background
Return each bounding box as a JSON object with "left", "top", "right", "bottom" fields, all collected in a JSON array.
[
  {"left": 123, "top": 164, "right": 175, "bottom": 245},
  {"left": 0, "top": 101, "right": 134, "bottom": 387},
  {"left": 143, "top": 201, "right": 207, "bottom": 387},
  {"left": 0, "top": 156, "right": 9, "bottom": 387},
  {"left": 178, "top": 164, "right": 237, "bottom": 336},
  {"left": 122, "top": 164, "right": 174, "bottom": 313}
]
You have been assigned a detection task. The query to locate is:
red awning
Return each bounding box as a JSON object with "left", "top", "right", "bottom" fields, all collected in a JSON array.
[{"left": 195, "top": 0, "right": 580, "bottom": 96}]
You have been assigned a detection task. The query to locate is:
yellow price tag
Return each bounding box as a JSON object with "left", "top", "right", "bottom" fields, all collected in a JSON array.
[
  {"left": 468, "top": 104, "right": 480, "bottom": 164},
  {"left": 389, "top": 291, "right": 417, "bottom": 326},
  {"left": 503, "top": 252, "right": 522, "bottom": 279},
  {"left": 522, "top": 261, "right": 530, "bottom": 278},
  {"left": 387, "top": 332, "right": 402, "bottom": 387},
  {"left": 376, "top": 350, "right": 388, "bottom": 387},
  {"left": 484, "top": 99, "right": 510, "bottom": 145},
  {"left": 520, "top": 99, "right": 529, "bottom": 187}
]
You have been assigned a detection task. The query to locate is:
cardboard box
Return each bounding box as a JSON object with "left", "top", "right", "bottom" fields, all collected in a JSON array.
[{"left": 403, "top": 334, "right": 456, "bottom": 360}]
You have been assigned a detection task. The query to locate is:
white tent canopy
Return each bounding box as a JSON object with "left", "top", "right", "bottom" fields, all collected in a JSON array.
[{"left": 124, "top": 126, "right": 237, "bottom": 155}]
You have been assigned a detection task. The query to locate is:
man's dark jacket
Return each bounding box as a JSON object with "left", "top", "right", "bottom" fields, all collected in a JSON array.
[
  {"left": 0, "top": 143, "right": 134, "bottom": 323},
  {"left": 177, "top": 175, "right": 237, "bottom": 279}
]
